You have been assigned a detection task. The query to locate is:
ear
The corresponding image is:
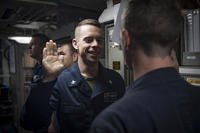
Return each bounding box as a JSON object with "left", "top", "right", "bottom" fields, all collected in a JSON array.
[
  {"left": 72, "top": 38, "right": 78, "bottom": 50},
  {"left": 122, "top": 28, "right": 131, "bottom": 51}
]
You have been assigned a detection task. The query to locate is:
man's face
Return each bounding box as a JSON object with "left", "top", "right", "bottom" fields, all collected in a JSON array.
[
  {"left": 74, "top": 25, "right": 104, "bottom": 65},
  {"left": 58, "top": 44, "right": 77, "bottom": 68},
  {"left": 29, "top": 37, "right": 43, "bottom": 60}
]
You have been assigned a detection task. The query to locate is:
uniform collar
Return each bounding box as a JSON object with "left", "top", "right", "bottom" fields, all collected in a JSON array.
[
  {"left": 67, "top": 63, "right": 111, "bottom": 98},
  {"left": 129, "top": 67, "right": 180, "bottom": 91},
  {"left": 67, "top": 63, "right": 106, "bottom": 85},
  {"left": 67, "top": 63, "right": 83, "bottom": 87}
]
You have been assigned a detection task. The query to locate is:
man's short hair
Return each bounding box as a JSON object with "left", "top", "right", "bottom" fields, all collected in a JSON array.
[
  {"left": 32, "top": 33, "right": 49, "bottom": 47},
  {"left": 74, "top": 19, "right": 103, "bottom": 40},
  {"left": 59, "top": 38, "right": 77, "bottom": 53},
  {"left": 76, "top": 19, "right": 101, "bottom": 29},
  {"left": 125, "top": 0, "right": 182, "bottom": 56}
]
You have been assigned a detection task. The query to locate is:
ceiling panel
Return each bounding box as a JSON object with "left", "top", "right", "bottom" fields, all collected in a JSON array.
[{"left": 0, "top": 0, "right": 107, "bottom": 37}]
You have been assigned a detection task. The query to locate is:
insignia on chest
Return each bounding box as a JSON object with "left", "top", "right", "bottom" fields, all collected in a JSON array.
[
  {"left": 104, "top": 91, "right": 118, "bottom": 103},
  {"left": 71, "top": 80, "right": 76, "bottom": 85},
  {"left": 33, "top": 75, "right": 42, "bottom": 82}
]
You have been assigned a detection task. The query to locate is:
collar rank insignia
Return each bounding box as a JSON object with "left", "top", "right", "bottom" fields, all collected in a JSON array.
[{"left": 71, "top": 80, "right": 76, "bottom": 85}]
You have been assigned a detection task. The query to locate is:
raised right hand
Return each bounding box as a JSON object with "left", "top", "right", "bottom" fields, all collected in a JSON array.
[{"left": 42, "top": 40, "right": 65, "bottom": 82}]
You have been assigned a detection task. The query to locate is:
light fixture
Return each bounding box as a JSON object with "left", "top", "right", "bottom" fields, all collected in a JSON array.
[
  {"left": 16, "top": 0, "right": 58, "bottom": 6},
  {"left": 8, "top": 36, "right": 32, "bottom": 44}
]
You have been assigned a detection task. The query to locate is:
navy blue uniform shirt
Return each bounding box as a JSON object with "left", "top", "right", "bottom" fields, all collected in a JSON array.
[
  {"left": 91, "top": 67, "right": 200, "bottom": 133},
  {"left": 49, "top": 63, "right": 125, "bottom": 133},
  {"left": 20, "top": 62, "right": 55, "bottom": 133}
]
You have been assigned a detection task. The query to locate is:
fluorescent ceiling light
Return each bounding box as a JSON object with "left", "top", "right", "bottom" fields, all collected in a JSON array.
[
  {"left": 14, "top": 22, "right": 47, "bottom": 29},
  {"left": 8, "top": 36, "right": 32, "bottom": 44},
  {"left": 16, "top": 0, "right": 58, "bottom": 6}
]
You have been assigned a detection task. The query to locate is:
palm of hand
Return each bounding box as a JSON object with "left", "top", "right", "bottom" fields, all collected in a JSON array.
[
  {"left": 43, "top": 40, "right": 65, "bottom": 77},
  {"left": 43, "top": 55, "right": 64, "bottom": 75}
]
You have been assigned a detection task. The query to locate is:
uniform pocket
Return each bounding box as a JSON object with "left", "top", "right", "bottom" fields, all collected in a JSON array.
[
  {"left": 62, "top": 104, "right": 85, "bottom": 114},
  {"left": 60, "top": 104, "right": 89, "bottom": 131}
]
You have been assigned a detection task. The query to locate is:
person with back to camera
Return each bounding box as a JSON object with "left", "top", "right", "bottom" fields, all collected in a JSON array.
[
  {"left": 48, "top": 19, "right": 125, "bottom": 133},
  {"left": 90, "top": 0, "right": 200, "bottom": 133}
]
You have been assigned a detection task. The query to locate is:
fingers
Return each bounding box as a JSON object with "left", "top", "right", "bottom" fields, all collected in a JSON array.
[
  {"left": 45, "top": 40, "right": 58, "bottom": 56},
  {"left": 43, "top": 47, "right": 47, "bottom": 59},
  {"left": 57, "top": 47, "right": 61, "bottom": 54}
]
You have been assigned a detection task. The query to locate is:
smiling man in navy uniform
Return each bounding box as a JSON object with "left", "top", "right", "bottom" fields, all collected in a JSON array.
[{"left": 45, "top": 19, "right": 125, "bottom": 133}]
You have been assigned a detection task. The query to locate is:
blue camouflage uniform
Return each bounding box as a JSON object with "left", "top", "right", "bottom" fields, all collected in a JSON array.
[{"left": 49, "top": 63, "right": 125, "bottom": 133}]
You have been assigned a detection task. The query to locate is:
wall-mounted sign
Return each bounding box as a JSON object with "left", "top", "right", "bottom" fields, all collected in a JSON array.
[{"left": 113, "top": 61, "right": 120, "bottom": 70}]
